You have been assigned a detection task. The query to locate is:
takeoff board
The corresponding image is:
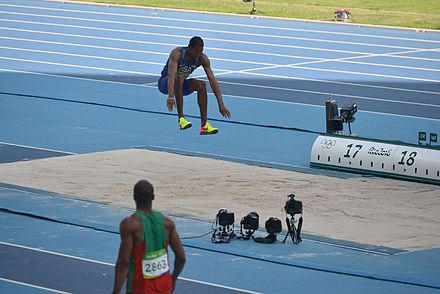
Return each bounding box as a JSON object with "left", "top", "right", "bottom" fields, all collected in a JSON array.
[{"left": 310, "top": 135, "right": 440, "bottom": 185}]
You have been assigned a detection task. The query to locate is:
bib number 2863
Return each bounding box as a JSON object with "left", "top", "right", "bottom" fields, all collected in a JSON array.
[{"left": 142, "top": 249, "right": 169, "bottom": 279}]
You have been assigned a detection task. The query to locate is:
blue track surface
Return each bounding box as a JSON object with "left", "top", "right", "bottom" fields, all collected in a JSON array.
[
  {"left": 1, "top": 0, "right": 440, "bottom": 293},
  {"left": 2, "top": 183, "right": 440, "bottom": 293}
]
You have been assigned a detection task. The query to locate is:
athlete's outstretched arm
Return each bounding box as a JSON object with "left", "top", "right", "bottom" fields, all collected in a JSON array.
[
  {"left": 166, "top": 49, "right": 180, "bottom": 111},
  {"left": 202, "top": 55, "right": 231, "bottom": 118},
  {"left": 112, "top": 218, "right": 133, "bottom": 294}
]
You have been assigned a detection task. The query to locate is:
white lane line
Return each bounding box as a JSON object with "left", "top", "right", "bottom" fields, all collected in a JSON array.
[
  {"left": 0, "top": 40, "right": 280, "bottom": 67},
  {"left": 285, "top": 48, "right": 440, "bottom": 72},
  {"left": 0, "top": 26, "right": 324, "bottom": 61},
  {"left": 213, "top": 57, "right": 440, "bottom": 83},
  {"left": 1, "top": 36, "right": 438, "bottom": 83},
  {"left": 0, "top": 277, "right": 72, "bottom": 294},
  {"left": 0, "top": 141, "right": 77, "bottom": 155},
  {"left": 0, "top": 10, "right": 432, "bottom": 52},
  {"left": 1, "top": 68, "right": 439, "bottom": 121},
  {"left": 0, "top": 241, "right": 262, "bottom": 294},
  {"left": 209, "top": 47, "right": 440, "bottom": 81},
  {"left": 0, "top": 46, "right": 167, "bottom": 66},
  {"left": 0, "top": 18, "right": 380, "bottom": 55},
  {"left": 178, "top": 277, "right": 263, "bottom": 294},
  {"left": 286, "top": 64, "right": 440, "bottom": 83},
  {"left": 213, "top": 80, "right": 440, "bottom": 108},
  {"left": 0, "top": 67, "right": 151, "bottom": 87},
  {"left": 239, "top": 71, "right": 440, "bottom": 92},
  {"left": 2, "top": 44, "right": 439, "bottom": 95},
  {"left": 214, "top": 92, "right": 440, "bottom": 122},
  {"left": 0, "top": 241, "right": 115, "bottom": 265},
  {"left": 2, "top": 19, "right": 440, "bottom": 63},
  {"left": 1, "top": 35, "right": 439, "bottom": 73},
  {"left": 3, "top": 26, "right": 439, "bottom": 64},
  {"left": 1, "top": 3, "right": 440, "bottom": 44},
  {"left": 336, "top": 59, "right": 440, "bottom": 72},
  {"left": 0, "top": 56, "right": 160, "bottom": 76},
  {"left": 1, "top": 61, "right": 438, "bottom": 98}
]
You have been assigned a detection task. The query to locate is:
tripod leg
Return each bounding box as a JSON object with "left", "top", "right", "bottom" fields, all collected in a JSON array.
[
  {"left": 282, "top": 231, "right": 289, "bottom": 243},
  {"left": 282, "top": 217, "right": 291, "bottom": 243},
  {"left": 296, "top": 217, "right": 303, "bottom": 243},
  {"left": 292, "top": 226, "right": 297, "bottom": 244}
]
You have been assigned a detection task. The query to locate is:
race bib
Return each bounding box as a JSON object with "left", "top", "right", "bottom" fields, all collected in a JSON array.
[{"left": 142, "top": 248, "right": 169, "bottom": 279}]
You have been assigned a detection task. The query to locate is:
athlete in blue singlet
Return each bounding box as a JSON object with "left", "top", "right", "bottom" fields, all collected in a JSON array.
[{"left": 158, "top": 36, "right": 231, "bottom": 135}]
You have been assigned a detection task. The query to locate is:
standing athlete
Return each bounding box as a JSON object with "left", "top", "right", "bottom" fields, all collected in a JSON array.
[
  {"left": 112, "top": 180, "right": 186, "bottom": 294},
  {"left": 158, "top": 36, "right": 231, "bottom": 135}
]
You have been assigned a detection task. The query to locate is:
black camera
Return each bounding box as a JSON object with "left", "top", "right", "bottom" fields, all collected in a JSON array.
[
  {"left": 265, "top": 217, "right": 282, "bottom": 234},
  {"left": 284, "top": 194, "right": 303, "bottom": 216},
  {"left": 340, "top": 103, "right": 357, "bottom": 123},
  {"left": 241, "top": 212, "right": 259, "bottom": 231},
  {"left": 217, "top": 209, "right": 235, "bottom": 227}
]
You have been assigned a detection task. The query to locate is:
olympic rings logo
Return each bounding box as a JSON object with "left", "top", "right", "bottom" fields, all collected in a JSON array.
[{"left": 321, "top": 138, "right": 336, "bottom": 149}]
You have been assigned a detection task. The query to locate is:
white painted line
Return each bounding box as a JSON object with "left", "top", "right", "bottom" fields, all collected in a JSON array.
[
  {"left": 1, "top": 68, "right": 438, "bottom": 121},
  {"left": 221, "top": 71, "right": 440, "bottom": 95},
  {"left": 0, "top": 56, "right": 159, "bottom": 76},
  {"left": 0, "top": 27, "right": 440, "bottom": 79},
  {"left": 303, "top": 239, "right": 392, "bottom": 256},
  {"left": 2, "top": 42, "right": 436, "bottom": 83},
  {"left": 2, "top": 55, "right": 437, "bottom": 98},
  {"left": 335, "top": 59, "right": 440, "bottom": 72},
  {"left": 0, "top": 10, "right": 432, "bottom": 52},
  {"left": 147, "top": 145, "right": 302, "bottom": 168},
  {"left": 0, "top": 45, "right": 166, "bottom": 66},
  {"left": 1, "top": 3, "right": 439, "bottom": 44},
  {"left": 0, "top": 241, "right": 261, "bottom": 294},
  {"left": 210, "top": 48, "right": 440, "bottom": 82},
  {"left": 286, "top": 64, "right": 440, "bottom": 83},
  {"left": 0, "top": 39, "right": 279, "bottom": 67},
  {"left": 287, "top": 48, "right": 440, "bottom": 72},
  {"left": 0, "top": 241, "right": 115, "bottom": 266},
  {"left": 0, "top": 17, "right": 377, "bottom": 55},
  {"left": 213, "top": 92, "right": 440, "bottom": 122},
  {"left": 1, "top": 21, "right": 439, "bottom": 63},
  {"left": 214, "top": 80, "right": 440, "bottom": 108},
  {"left": 0, "top": 26, "right": 324, "bottom": 62},
  {"left": 179, "top": 277, "right": 262, "bottom": 294},
  {"left": 6, "top": 38, "right": 438, "bottom": 72},
  {"left": 0, "top": 277, "right": 72, "bottom": 294},
  {"left": 0, "top": 68, "right": 149, "bottom": 87},
  {"left": 0, "top": 141, "right": 77, "bottom": 155}
]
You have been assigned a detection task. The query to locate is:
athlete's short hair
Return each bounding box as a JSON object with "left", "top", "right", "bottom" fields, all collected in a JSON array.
[
  {"left": 189, "top": 36, "right": 204, "bottom": 48},
  {"left": 133, "top": 179, "right": 154, "bottom": 205}
]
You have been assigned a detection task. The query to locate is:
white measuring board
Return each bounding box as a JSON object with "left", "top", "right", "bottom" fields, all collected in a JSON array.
[{"left": 310, "top": 135, "right": 440, "bottom": 185}]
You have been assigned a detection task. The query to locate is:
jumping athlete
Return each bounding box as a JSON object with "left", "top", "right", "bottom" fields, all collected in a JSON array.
[
  {"left": 158, "top": 36, "right": 231, "bottom": 135},
  {"left": 112, "top": 180, "right": 186, "bottom": 294}
]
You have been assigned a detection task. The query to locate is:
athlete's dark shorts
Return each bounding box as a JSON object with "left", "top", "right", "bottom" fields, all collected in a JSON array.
[{"left": 158, "top": 76, "right": 195, "bottom": 96}]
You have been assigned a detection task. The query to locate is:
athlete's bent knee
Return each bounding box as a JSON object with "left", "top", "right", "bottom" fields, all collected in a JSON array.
[{"left": 197, "top": 80, "right": 207, "bottom": 92}]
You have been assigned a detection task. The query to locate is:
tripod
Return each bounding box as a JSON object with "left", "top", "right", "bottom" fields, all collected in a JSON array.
[
  {"left": 282, "top": 214, "right": 303, "bottom": 244},
  {"left": 242, "top": 0, "right": 258, "bottom": 15}
]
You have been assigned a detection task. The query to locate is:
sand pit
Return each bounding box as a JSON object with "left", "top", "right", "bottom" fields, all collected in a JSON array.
[{"left": 0, "top": 148, "right": 439, "bottom": 250}]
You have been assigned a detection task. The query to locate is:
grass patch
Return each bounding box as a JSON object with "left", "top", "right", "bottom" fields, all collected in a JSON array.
[{"left": 73, "top": 0, "right": 440, "bottom": 29}]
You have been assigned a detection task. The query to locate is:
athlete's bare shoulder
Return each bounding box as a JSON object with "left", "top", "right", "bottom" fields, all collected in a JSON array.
[
  {"left": 170, "top": 47, "right": 183, "bottom": 58},
  {"left": 162, "top": 214, "right": 176, "bottom": 233},
  {"left": 199, "top": 53, "right": 211, "bottom": 67},
  {"left": 120, "top": 213, "right": 141, "bottom": 232}
]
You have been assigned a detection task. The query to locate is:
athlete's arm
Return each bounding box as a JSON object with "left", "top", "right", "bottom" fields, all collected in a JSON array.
[
  {"left": 201, "top": 55, "right": 231, "bottom": 118},
  {"left": 165, "top": 216, "right": 186, "bottom": 293},
  {"left": 166, "top": 48, "right": 180, "bottom": 111},
  {"left": 112, "top": 218, "right": 134, "bottom": 294}
]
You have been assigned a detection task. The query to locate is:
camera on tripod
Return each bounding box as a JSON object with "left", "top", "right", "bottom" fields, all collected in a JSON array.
[
  {"left": 211, "top": 209, "right": 235, "bottom": 243},
  {"left": 284, "top": 194, "right": 303, "bottom": 216},
  {"left": 283, "top": 194, "right": 303, "bottom": 245}
]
